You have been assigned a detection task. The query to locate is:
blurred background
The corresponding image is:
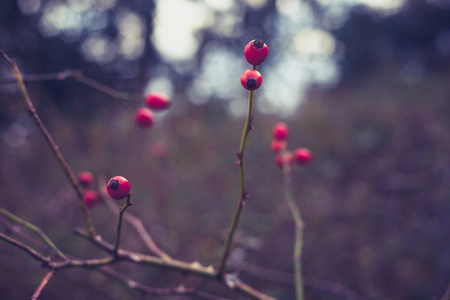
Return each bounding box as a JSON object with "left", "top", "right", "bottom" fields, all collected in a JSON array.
[{"left": 1, "top": 0, "right": 450, "bottom": 299}]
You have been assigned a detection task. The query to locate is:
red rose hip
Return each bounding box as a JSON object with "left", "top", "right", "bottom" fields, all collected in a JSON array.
[
  {"left": 271, "top": 139, "right": 287, "bottom": 153},
  {"left": 77, "top": 171, "right": 94, "bottom": 187},
  {"left": 107, "top": 176, "right": 131, "bottom": 200},
  {"left": 83, "top": 190, "right": 99, "bottom": 207},
  {"left": 244, "top": 39, "right": 268, "bottom": 66},
  {"left": 134, "top": 107, "right": 154, "bottom": 128},
  {"left": 272, "top": 122, "right": 289, "bottom": 141},
  {"left": 240, "top": 69, "right": 262, "bottom": 91},
  {"left": 293, "top": 148, "right": 312, "bottom": 165},
  {"left": 145, "top": 93, "right": 170, "bottom": 110}
]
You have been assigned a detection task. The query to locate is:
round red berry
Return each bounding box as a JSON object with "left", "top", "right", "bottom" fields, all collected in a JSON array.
[
  {"left": 83, "top": 190, "right": 99, "bottom": 207},
  {"left": 293, "top": 148, "right": 312, "bottom": 165},
  {"left": 244, "top": 39, "right": 268, "bottom": 66},
  {"left": 145, "top": 93, "right": 170, "bottom": 111},
  {"left": 77, "top": 171, "right": 94, "bottom": 187},
  {"left": 240, "top": 69, "right": 262, "bottom": 91},
  {"left": 134, "top": 107, "right": 154, "bottom": 128},
  {"left": 275, "top": 152, "right": 293, "bottom": 169},
  {"left": 272, "top": 122, "right": 289, "bottom": 141},
  {"left": 271, "top": 139, "right": 287, "bottom": 153},
  {"left": 107, "top": 176, "right": 131, "bottom": 200}
]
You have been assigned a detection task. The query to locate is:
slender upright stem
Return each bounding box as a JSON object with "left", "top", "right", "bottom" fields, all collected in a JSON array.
[
  {"left": 0, "top": 51, "right": 96, "bottom": 238},
  {"left": 114, "top": 194, "right": 133, "bottom": 257},
  {"left": 97, "top": 176, "right": 172, "bottom": 260},
  {"left": 282, "top": 162, "right": 305, "bottom": 300},
  {"left": 217, "top": 66, "right": 256, "bottom": 276}
]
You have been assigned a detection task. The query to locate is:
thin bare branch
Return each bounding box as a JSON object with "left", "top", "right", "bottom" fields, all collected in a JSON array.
[
  {"left": 0, "top": 50, "right": 96, "bottom": 238},
  {"left": 0, "top": 232, "right": 50, "bottom": 264},
  {"left": 99, "top": 176, "right": 172, "bottom": 261},
  {"left": 98, "top": 266, "right": 230, "bottom": 300},
  {"left": 30, "top": 269, "right": 56, "bottom": 300},
  {"left": 0, "top": 208, "right": 67, "bottom": 260}
]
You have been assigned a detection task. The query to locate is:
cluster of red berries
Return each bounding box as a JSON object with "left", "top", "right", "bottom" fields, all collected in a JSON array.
[
  {"left": 271, "top": 122, "right": 312, "bottom": 169},
  {"left": 77, "top": 171, "right": 100, "bottom": 207},
  {"left": 78, "top": 172, "right": 131, "bottom": 204},
  {"left": 240, "top": 39, "right": 268, "bottom": 91},
  {"left": 134, "top": 93, "right": 170, "bottom": 128}
]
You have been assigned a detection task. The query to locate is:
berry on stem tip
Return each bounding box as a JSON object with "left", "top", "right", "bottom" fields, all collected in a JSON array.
[
  {"left": 107, "top": 176, "right": 131, "bottom": 200},
  {"left": 244, "top": 39, "right": 268, "bottom": 66}
]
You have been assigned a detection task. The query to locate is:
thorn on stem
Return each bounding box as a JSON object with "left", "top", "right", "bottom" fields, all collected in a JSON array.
[{"left": 235, "top": 152, "right": 243, "bottom": 166}]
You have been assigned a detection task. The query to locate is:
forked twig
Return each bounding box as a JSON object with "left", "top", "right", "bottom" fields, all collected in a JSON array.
[
  {"left": 0, "top": 69, "right": 141, "bottom": 102},
  {"left": 113, "top": 194, "right": 133, "bottom": 257},
  {"left": 98, "top": 266, "right": 230, "bottom": 300},
  {"left": 99, "top": 177, "right": 172, "bottom": 261},
  {"left": 0, "top": 208, "right": 67, "bottom": 260}
]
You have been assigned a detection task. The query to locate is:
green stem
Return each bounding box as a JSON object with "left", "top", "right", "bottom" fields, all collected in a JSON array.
[
  {"left": 282, "top": 161, "right": 305, "bottom": 300},
  {"left": 217, "top": 74, "right": 255, "bottom": 276},
  {"left": 0, "top": 51, "right": 96, "bottom": 238},
  {"left": 113, "top": 194, "right": 133, "bottom": 257},
  {"left": 0, "top": 208, "right": 67, "bottom": 260}
]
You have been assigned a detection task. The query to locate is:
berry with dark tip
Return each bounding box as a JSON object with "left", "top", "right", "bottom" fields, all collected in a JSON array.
[
  {"left": 107, "top": 176, "right": 130, "bottom": 200},
  {"left": 244, "top": 39, "right": 268, "bottom": 66},
  {"left": 240, "top": 69, "right": 262, "bottom": 91}
]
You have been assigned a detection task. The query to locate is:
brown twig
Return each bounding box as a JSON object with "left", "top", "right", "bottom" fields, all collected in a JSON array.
[
  {"left": 98, "top": 266, "right": 230, "bottom": 300},
  {"left": 31, "top": 269, "right": 56, "bottom": 300},
  {"left": 74, "top": 228, "right": 276, "bottom": 300},
  {"left": 0, "top": 208, "right": 67, "bottom": 260},
  {"left": 0, "top": 232, "right": 50, "bottom": 264},
  {"left": 0, "top": 69, "right": 141, "bottom": 102},
  {"left": 0, "top": 50, "right": 96, "bottom": 238},
  {"left": 0, "top": 70, "right": 81, "bottom": 84}
]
